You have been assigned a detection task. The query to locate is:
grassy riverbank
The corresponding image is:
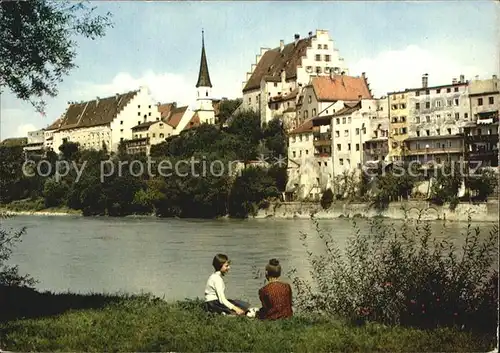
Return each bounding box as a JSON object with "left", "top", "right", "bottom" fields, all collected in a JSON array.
[
  {"left": 0, "top": 199, "right": 81, "bottom": 216},
  {"left": 0, "top": 288, "right": 495, "bottom": 352}
]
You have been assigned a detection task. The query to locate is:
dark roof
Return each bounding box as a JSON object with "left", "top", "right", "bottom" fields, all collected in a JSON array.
[
  {"left": 166, "top": 106, "right": 188, "bottom": 128},
  {"left": 58, "top": 90, "right": 139, "bottom": 131},
  {"left": 289, "top": 118, "right": 313, "bottom": 135},
  {"left": 132, "top": 121, "right": 157, "bottom": 130},
  {"left": 196, "top": 31, "right": 212, "bottom": 88},
  {"left": 405, "top": 134, "right": 462, "bottom": 142},
  {"left": 0, "top": 137, "right": 27, "bottom": 146},
  {"left": 243, "top": 36, "right": 314, "bottom": 92},
  {"left": 45, "top": 117, "right": 63, "bottom": 131}
]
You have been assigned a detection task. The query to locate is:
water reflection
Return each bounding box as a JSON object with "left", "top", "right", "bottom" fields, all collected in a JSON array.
[{"left": 5, "top": 216, "right": 496, "bottom": 306}]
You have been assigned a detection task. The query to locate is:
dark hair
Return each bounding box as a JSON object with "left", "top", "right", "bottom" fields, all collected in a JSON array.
[
  {"left": 212, "top": 253, "right": 229, "bottom": 271},
  {"left": 265, "top": 258, "right": 281, "bottom": 278}
]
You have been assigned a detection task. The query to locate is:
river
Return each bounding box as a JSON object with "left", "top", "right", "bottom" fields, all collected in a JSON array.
[{"left": 3, "top": 215, "right": 497, "bottom": 306}]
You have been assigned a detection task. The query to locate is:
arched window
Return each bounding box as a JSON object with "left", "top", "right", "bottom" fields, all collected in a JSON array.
[
  {"left": 206, "top": 90, "right": 208, "bottom": 97},
  {"left": 160, "top": 133, "right": 164, "bottom": 138}
]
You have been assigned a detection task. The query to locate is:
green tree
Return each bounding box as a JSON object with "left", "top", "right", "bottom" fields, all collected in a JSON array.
[
  {"left": 217, "top": 98, "right": 242, "bottom": 126},
  {"left": 262, "top": 117, "right": 287, "bottom": 159},
  {"left": 43, "top": 178, "right": 69, "bottom": 208},
  {"left": 1, "top": 0, "right": 113, "bottom": 112},
  {"left": 58, "top": 141, "right": 80, "bottom": 161}
]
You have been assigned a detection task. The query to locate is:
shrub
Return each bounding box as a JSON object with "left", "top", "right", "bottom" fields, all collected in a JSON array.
[
  {"left": 289, "top": 211, "right": 498, "bottom": 334},
  {"left": 320, "top": 189, "right": 334, "bottom": 209}
]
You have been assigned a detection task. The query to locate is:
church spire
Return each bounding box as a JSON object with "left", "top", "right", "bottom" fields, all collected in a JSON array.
[{"left": 196, "top": 29, "right": 212, "bottom": 88}]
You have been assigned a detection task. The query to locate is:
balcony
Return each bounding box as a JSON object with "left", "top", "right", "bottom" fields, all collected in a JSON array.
[
  {"left": 405, "top": 147, "right": 463, "bottom": 155},
  {"left": 314, "top": 152, "right": 331, "bottom": 157},
  {"left": 313, "top": 132, "right": 331, "bottom": 147},
  {"left": 464, "top": 134, "right": 498, "bottom": 143}
]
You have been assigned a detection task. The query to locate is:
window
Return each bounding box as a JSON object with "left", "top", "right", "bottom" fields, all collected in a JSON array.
[
  {"left": 447, "top": 99, "right": 452, "bottom": 106},
  {"left": 324, "top": 44, "right": 328, "bottom": 49},
  {"left": 159, "top": 133, "right": 164, "bottom": 138},
  {"left": 304, "top": 111, "right": 308, "bottom": 119},
  {"left": 138, "top": 112, "right": 141, "bottom": 116},
  {"left": 436, "top": 100, "right": 441, "bottom": 108},
  {"left": 426, "top": 130, "right": 430, "bottom": 136},
  {"left": 447, "top": 88, "right": 451, "bottom": 93},
  {"left": 465, "top": 113, "right": 469, "bottom": 119},
  {"left": 293, "top": 151, "right": 296, "bottom": 158},
  {"left": 308, "top": 95, "right": 312, "bottom": 103},
  {"left": 317, "top": 44, "right": 322, "bottom": 49},
  {"left": 148, "top": 112, "right": 151, "bottom": 116},
  {"left": 447, "top": 128, "right": 452, "bottom": 134},
  {"left": 335, "top": 130, "right": 339, "bottom": 137},
  {"left": 344, "top": 129, "right": 349, "bottom": 137},
  {"left": 336, "top": 118, "right": 340, "bottom": 124},
  {"left": 120, "top": 121, "right": 123, "bottom": 125},
  {"left": 138, "top": 121, "right": 141, "bottom": 125},
  {"left": 306, "top": 150, "right": 309, "bottom": 155},
  {"left": 339, "top": 158, "right": 344, "bottom": 165},
  {"left": 478, "top": 98, "right": 483, "bottom": 106},
  {"left": 415, "top": 103, "right": 420, "bottom": 110},
  {"left": 356, "top": 128, "right": 360, "bottom": 135},
  {"left": 455, "top": 113, "right": 460, "bottom": 120},
  {"left": 152, "top": 133, "right": 156, "bottom": 138},
  {"left": 416, "top": 91, "right": 420, "bottom": 96},
  {"left": 299, "top": 150, "right": 302, "bottom": 157},
  {"left": 325, "top": 55, "right": 331, "bottom": 62},
  {"left": 348, "top": 117, "right": 352, "bottom": 124},
  {"left": 425, "top": 102, "right": 430, "bottom": 109},
  {"left": 416, "top": 116, "right": 420, "bottom": 123},
  {"left": 342, "top": 117, "right": 346, "bottom": 124},
  {"left": 316, "top": 67, "right": 322, "bottom": 74},
  {"left": 454, "top": 98, "right": 459, "bottom": 106},
  {"left": 400, "top": 104, "right": 406, "bottom": 109},
  {"left": 120, "top": 129, "right": 123, "bottom": 133},
  {"left": 356, "top": 143, "right": 360, "bottom": 151},
  {"left": 337, "top": 144, "right": 341, "bottom": 151},
  {"left": 400, "top": 116, "right": 406, "bottom": 122},
  {"left": 138, "top": 105, "right": 141, "bottom": 108},
  {"left": 348, "top": 143, "right": 351, "bottom": 150},
  {"left": 416, "top": 130, "right": 420, "bottom": 137},
  {"left": 454, "top": 87, "right": 459, "bottom": 92},
  {"left": 315, "top": 54, "right": 321, "bottom": 61},
  {"left": 426, "top": 116, "right": 430, "bottom": 123},
  {"left": 436, "top": 129, "right": 440, "bottom": 135},
  {"left": 425, "top": 90, "right": 430, "bottom": 95},
  {"left": 312, "top": 108, "right": 316, "bottom": 116},
  {"left": 436, "top": 89, "right": 441, "bottom": 93},
  {"left": 489, "top": 97, "right": 494, "bottom": 105}
]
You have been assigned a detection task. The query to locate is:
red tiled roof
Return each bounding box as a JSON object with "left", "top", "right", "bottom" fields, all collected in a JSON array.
[
  {"left": 289, "top": 118, "right": 313, "bottom": 135},
  {"left": 58, "top": 90, "right": 139, "bottom": 131},
  {"left": 243, "top": 37, "right": 314, "bottom": 92},
  {"left": 182, "top": 112, "right": 201, "bottom": 131},
  {"left": 166, "top": 106, "right": 188, "bottom": 128},
  {"left": 158, "top": 102, "right": 177, "bottom": 120},
  {"left": 311, "top": 75, "right": 372, "bottom": 102}
]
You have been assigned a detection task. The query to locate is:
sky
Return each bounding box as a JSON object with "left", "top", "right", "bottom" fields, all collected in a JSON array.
[{"left": 1, "top": 1, "right": 499, "bottom": 139}]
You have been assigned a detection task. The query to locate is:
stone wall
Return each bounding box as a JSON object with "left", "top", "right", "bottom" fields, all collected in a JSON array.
[{"left": 255, "top": 200, "right": 499, "bottom": 222}]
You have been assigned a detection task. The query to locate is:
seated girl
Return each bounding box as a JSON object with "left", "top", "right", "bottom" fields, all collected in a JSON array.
[
  {"left": 204, "top": 253, "right": 249, "bottom": 315},
  {"left": 257, "top": 258, "right": 293, "bottom": 320}
]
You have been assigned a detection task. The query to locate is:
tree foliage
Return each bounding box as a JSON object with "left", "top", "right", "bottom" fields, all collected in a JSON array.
[{"left": 0, "top": 0, "right": 113, "bottom": 112}]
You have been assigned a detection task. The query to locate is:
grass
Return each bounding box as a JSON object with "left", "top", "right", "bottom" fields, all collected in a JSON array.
[
  {"left": 0, "top": 198, "right": 81, "bottom": 215},
  {"left": 0, "top": 287, "right": 495, "bottom": 352}
]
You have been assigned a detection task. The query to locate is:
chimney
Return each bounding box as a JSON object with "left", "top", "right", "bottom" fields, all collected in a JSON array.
[
  {"left": 280, "top": 39, "right": 284, "bottom": 52},
  {"left": 308, "top": 31, "right": 313, "bottom": 37},
  {"left": 459, "top": 74, "right": 465, "bottom": 83},
  {"left": 361, "top": 72, "right": 366, "bottom": 79},
  {"left": 452, "top": 77, "right": 457, "bottom": 84},
  {"left": 422, "top": 73, "right": 428, "bottom": 88},
  {"left": 281, "top": 69, "right": 286, "bottom": 84},
  {"left": 294, "top": 34, "right": 299, "bottom": 46}
]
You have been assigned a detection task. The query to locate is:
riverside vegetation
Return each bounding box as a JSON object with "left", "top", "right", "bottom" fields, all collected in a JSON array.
[
  {"left": 1, "top": 104, "right": 497, "bottom": 219},
  {"left": 0, "top": 210, "right": 497, "bottom": 351}
]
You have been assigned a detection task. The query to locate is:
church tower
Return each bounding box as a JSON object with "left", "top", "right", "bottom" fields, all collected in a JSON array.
[{"left": 195, "top": 30, "right": 215, "bottom": 119}]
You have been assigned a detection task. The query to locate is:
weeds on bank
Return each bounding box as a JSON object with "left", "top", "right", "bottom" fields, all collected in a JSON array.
[{"left": 289, "top": 210, "right": 498, "bottom": 335}]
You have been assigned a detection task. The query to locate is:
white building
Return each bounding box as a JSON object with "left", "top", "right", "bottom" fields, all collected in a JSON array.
[
  {"left": 23, "top": 129, "right": 45, "bottom": 155},
  {"left": 241, "top": 30, "right": 349, "bottom": 125},
  {"left": 52, "top": 86, "right": 160, "bottom": 153}
]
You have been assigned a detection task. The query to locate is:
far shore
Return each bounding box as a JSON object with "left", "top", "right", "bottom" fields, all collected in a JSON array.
[{"left": 1, "top": 199, "right": 498, "bottom": 223}]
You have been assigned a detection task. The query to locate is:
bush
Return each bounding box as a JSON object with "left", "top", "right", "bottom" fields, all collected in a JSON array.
[
  {"left": 289, "top": 212, "right": 498, "bottom": 335},
  {"left": 0, "top": 213, "right": 36, "bottom": 287},
  {"left": 320, "top": 189, "right": 334, "bottom": 209}
]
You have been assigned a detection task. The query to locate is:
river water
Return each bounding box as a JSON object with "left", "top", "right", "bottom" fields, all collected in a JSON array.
[{"left": 3, "top": 215, "right": 497, "bottom": 306}]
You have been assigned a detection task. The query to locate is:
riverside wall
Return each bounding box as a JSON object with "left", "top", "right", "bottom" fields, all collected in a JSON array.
[{"left": 255, "top": 200, "right": 499, "bottom": 222}]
